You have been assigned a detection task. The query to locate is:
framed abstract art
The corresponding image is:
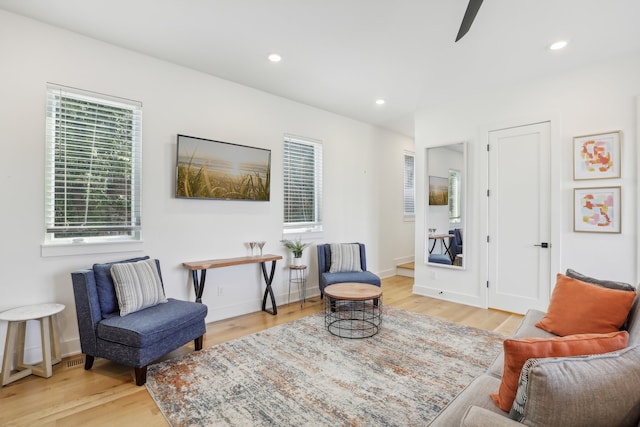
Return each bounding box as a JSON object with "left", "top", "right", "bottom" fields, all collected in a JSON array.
[
  {"left": 573, "top": 187, "right": 621, "bottom": 233},
  {"left": 573, "top": 131, "right": 621, "bottom": 180}
]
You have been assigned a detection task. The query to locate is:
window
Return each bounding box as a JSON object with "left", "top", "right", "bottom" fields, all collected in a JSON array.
[
  {"left": 44, "top": 84, "right": 142, "bottom": 244},
  {"left": 448, "top": 169, "right": 461, "bottom": 223},
  {"left": 283, "top": 135, "right": 323, "bottom": 233},
  {"left": 403, "top": 152, "right": 415, "bottom": 218}
]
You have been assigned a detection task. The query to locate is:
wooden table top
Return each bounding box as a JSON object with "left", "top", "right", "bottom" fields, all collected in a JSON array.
[
  {"left": 324, "top": 283, "right": 382, "bottom": 300},
  {"left": 183, "top": 254, "right": 283, "bottom": 270},
  {"left": 428, "top": 233, "right": 454, "bottom": 239},
  {"left": 0, "top": 303, "right": 65, "bottom": 321}
]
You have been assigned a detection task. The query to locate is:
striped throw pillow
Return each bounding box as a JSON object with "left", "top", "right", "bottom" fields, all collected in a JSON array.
[
  {"left": 329, "top": 243, "right": 363, "bottom": 273},
  {"left": 110, "top": 259, "right": 167, "bottom": 316}
]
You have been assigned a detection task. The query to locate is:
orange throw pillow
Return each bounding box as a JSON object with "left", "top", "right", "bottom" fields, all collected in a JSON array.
[
  {"left": 490, "top": 331, "right": 629, "bottom": 412},
  {"left": 535, "top": 274, "right": 636, "bottom": 336}
]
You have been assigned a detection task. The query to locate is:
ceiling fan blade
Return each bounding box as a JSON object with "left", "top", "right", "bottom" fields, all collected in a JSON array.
[{"left": 455, "top": 0, "right": 484, "bottom": 42}]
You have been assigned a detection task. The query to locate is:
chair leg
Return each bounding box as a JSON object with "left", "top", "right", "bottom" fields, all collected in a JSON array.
[
  {"left": 84, "top": 355, "right": 94, "bottom": 370},
  {"left": 194, "top": 335, "right": 203, "bottom": 351},
  {"left": 135, "top": 366, "right": 147, "bottom": 386}
]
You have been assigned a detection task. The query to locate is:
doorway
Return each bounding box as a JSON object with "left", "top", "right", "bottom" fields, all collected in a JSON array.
[{"left": 487, "top": 122, "right": 552, "bottom": 314}]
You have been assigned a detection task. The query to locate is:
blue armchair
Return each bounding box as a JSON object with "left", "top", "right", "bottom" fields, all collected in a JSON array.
[
  {"left": 317, "top": 243, "right": 381, "bottom": 297},
  {"left": 71, "top": 256, "right": 208, "bottom": 386}
]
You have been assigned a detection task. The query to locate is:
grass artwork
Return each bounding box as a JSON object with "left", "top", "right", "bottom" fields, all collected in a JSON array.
[
  {"left": 176, "top": 135, "right": 271, "bottom": 201},
  {"left": 429, "top": 176, "right": 449, "bottom": 206}
]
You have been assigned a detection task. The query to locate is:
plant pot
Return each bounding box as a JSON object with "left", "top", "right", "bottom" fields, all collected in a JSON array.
[{"left": 292, "top": 256, "right": 303, "bottom": 266}]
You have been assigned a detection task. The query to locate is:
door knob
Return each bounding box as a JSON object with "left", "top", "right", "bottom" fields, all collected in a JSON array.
[{"left": 533, "top": 242, "right": 549, "bottom": 248}]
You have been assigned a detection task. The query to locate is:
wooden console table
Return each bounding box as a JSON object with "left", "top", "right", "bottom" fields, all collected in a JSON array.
[{"left": 183, "top": 254, "right": 283, "bottom": 315}]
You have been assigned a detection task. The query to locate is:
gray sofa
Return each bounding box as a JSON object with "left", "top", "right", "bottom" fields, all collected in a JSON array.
[{"left": 429, "top": 275, "right": 640, "bottom": 427}]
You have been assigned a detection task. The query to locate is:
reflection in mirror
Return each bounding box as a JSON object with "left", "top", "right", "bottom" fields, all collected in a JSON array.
[{"left": 426, "top": 142, "right": 466, "bottom": 269}]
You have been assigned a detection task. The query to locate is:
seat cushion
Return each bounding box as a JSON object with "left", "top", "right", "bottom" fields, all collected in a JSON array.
[
  {"left": 93, "top": 256, "right": 150, "bottom": 317},
  {"left": 429, "top": 375, "right": 505, "bottom": 426},
  {"left": 486, "top": 309, "right": 554, "bottom": 378},
  {"left": 429, "top": 254, "right": 452, "bottom": 265},
  {"left": 97, "top": 298, "right": 208, "bottom": 348},
  {"left": 321, "top": 271, "right": 381, "bottom": 288}
]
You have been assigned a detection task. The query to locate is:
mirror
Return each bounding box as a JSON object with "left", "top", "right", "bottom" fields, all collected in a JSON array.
[{"left": 425, "top": 142, "right": 466, "bottom": 269}]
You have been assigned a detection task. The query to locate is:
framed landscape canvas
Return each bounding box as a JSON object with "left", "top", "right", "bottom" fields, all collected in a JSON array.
[
  {"left": 428, "top": 176, "right": 448, "bottom": 206},
  {"left": 176, "top": 134, "right": 271, "bottom": 201},
  {"left": 573, "top": 131, "right": 621, "bottom": 180},
  {"left": 573, "top": 186, "right": 621, "bottom": 233}
]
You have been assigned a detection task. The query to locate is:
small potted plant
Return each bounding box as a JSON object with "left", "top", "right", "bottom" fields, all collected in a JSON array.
[{"left": 281, "top": 238, "right": 310, "bottom": 266}]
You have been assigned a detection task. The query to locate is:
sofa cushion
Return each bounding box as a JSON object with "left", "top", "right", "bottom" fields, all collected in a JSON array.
[
  {"left": 565, "top": 268, "right": 635, "bottom": 292},
  {"left": 93, "top": 256, "right": 150, "bottom": 317},
  {"left": 96, "top": 298, "right": 208, "bottom": 348},
  {"left": 625, "top": 285, "right": 640, "bottom": 347},
  {"left": 491, "top": 331, "right": 629, "bottom": 412},
  {"left": 486, "top": 309, "right": 554, "bottom": 378},
  {"left": 508, "top": 345, "right": 640, "bottom": 427},
  {"left": 111, "top": 259, "right": 167, "bottom": 316},
  {"left": 428, "top": 374, "right": 505, "bottom": 427},
  {"left": 535, "top": 273, "right": 636, "bottom": 336},
  {"left": 329, "top": 243, "right": 362, "bottom": 273}
]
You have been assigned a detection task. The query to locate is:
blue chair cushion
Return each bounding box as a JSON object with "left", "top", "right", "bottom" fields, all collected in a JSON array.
[
  {"left": 92, "top": 256, "right": 151, "bottom": 317},
  {"left": 429, "top": 254, "right": 452, "bottom": 265},
  {"left": 322, "top": 271, "right": 381, "bottom": 287},
  {"left": 97, "top": 298, "right": 207, "bottom": 348}
]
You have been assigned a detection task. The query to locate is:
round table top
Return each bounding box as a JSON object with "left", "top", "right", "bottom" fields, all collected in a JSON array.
[
  {"left": 0, "top": 303, "right": 65, "bottom": 322},
  {"left": 324, "top": 283, "right": 382, "bottom": 300}
]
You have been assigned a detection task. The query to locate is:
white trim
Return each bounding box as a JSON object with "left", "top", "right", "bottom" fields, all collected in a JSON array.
[{"left": 41, "top": 240, "right": 144, "bottom": 257}]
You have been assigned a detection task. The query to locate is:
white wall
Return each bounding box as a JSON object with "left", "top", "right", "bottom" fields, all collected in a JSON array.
[
  {"left": 414, "top": 52, "right": 640, "bottom": 310},
  {"left": 0, "top": 10, "right": 414, "bottom": 360}
]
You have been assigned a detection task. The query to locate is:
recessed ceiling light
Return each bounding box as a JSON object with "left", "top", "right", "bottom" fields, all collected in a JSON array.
[
  {"left": 268, "top": 53, "right": 282, "bottom": 62},
  {"left": 375, "top": 99, "right": 385, "bottom": 105},
  {"left": 549, "top": 40, "right": 568, "bottom": 51}
]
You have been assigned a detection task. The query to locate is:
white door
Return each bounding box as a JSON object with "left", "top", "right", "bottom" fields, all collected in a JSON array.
[{"left": 488, "top": 122, "right": 551, "bottom": 314}]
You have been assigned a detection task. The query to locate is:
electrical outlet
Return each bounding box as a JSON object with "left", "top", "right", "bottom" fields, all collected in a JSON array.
[
  {"left": 429, "top": 271, "right": 437, "bottom": 280},
  {"left": 218, "top": 286, "right": 224, "bottom": 296}
]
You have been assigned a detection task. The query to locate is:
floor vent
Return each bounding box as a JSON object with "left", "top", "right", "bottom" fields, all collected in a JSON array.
[{"left": 67, "top": 358, "right": 84, "bottom": 368}]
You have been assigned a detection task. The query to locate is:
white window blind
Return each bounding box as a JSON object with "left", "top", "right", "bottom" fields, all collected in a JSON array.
[
  {"left": 403, "top": 152, "right": 415, "bottom": 216},
  {"left": 283, "top": 135, "right": 323, "bottom": 232},
  {"left": 44, "top": 84, "right": 142, "bottom": 243},
  {"left": 449, "top": 169, "right": 461, "bottom": 223}
]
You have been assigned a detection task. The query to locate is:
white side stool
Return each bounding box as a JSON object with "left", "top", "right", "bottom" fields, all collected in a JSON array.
[
  {"left": 288, "top": 265, "right": 308, "bottom": 307},
  {"left": 0, "top": 303, "right": 65, "bottom": 386}
]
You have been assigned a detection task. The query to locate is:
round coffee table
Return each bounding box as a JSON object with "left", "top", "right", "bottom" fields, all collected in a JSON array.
[{"left": 324, "top": 283, "right": 382, "bottom": 339}]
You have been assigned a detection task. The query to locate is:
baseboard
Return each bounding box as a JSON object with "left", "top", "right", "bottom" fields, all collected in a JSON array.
[
  {"left": 394, "top": 255, "right": 415, "bottom": 265},
  {"left": 412, "top": 283, "right": 485, "bottom": 309},
  {"left": 396, "top": 267, "right": 414, "bottom": 278},
  {"left": 377, "top": 268, "right": 397, "bottom": 279}
]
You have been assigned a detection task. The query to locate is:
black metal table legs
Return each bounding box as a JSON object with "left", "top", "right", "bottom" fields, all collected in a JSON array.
[
  {"left": 191, "top": 269, "right": 207, "bottom": 303},
  {"left": 261, "top": 260, "right": 278, "bottom": 315},
  {"left": 190, "top": 260, "right": 278, "bottom": 315}
]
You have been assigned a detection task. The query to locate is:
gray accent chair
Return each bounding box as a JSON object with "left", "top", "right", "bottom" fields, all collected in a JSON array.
[
  {"left": 71, "top": 256, "right": 208, "bottom": 386},
  {"left": 317, "top": 243, "right": 381, "bottom": 297}
]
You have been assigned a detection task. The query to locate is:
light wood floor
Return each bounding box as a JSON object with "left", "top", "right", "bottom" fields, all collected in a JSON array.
[{"left": 0, "top": 276, "right": 522, "bottom": 427}]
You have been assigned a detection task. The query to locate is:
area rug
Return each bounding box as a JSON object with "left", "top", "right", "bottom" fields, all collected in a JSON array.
[{"left": 146, "top": 307, "right": 505, "bottom": 426}]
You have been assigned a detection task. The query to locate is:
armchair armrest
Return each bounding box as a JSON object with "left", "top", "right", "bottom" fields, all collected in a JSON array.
[
  {"left": 460, "top": 406, "right": 521, "bottom": 427},
  {"left": 71, "top": 269, "right": 103, "bottom": 355}
]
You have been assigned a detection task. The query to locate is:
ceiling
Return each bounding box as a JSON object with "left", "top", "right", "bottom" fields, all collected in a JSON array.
[{"left": 2, "top": 1, "right": 640, "bottom": 137}]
